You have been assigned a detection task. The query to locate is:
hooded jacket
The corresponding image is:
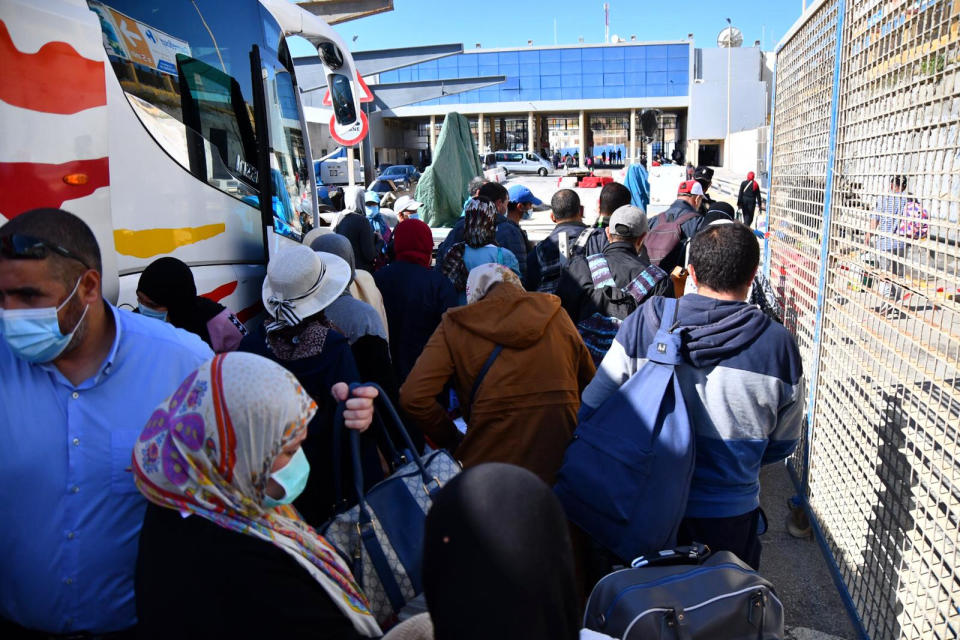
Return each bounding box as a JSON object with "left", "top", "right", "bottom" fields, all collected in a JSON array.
[
  {"left": 580, "top": 294, "right": 805, "bottom": 519},
  {"left": 400, "top": 284, "right": 595, "bottom": 484}
]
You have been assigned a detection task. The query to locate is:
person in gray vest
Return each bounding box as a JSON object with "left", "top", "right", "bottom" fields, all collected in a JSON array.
[
  {"left": 557, "top": 205, "right": 672, "bottom": 329},
  {"left": 525, "top": 189, "right": 589, "bottom": 293},
  {"left": 583, "top": 182, "right": 633, "bottom": 257}
]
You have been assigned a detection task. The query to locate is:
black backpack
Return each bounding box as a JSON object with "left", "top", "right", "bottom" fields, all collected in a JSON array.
[
  {"left": 534, "top": 227, "right": 592, "bottom": 293},
  {"left": 574, "top": 254, "right": 667, "bottom": 366}
]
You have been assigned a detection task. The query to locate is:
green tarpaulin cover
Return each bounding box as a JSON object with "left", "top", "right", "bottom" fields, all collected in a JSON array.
[{"left": 414, "top": 112, "right": 483, "bottom": 228}]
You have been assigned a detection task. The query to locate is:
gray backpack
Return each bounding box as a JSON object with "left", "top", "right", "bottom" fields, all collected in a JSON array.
[{"left": 583, "top": 544, "right": 784, "bottom": 639}]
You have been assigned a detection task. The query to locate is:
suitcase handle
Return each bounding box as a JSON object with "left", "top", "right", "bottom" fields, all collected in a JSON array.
[{"left": 630, "top": 542, "right": 711, "bottom": 568}]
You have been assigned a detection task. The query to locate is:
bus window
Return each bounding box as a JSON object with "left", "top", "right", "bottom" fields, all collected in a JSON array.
[{"left": 87, "top": 0, "right": 311, "bottom": 240}]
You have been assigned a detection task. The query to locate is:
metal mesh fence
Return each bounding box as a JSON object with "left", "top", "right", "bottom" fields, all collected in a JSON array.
[
  {"left": 768, "top": 0, "right": 841, "bottom": 485},
  {"left": 769, "top": 1, "right": 960, "bottom": 638}
]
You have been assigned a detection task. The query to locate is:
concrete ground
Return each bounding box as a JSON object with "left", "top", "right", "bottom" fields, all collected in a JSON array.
[
  {"left": 759, "top": 462, "right": 860, "bottom": 640},
  {"left": 508, "top": 169, "right": 725, "bottom": 242}
]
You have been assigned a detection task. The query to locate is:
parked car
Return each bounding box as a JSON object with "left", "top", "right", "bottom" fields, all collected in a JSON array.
[
  {"left": 376, "top": 163, "right": 394, "bottom": 175},
  {"left": 493, "top": 151, "right": 552, "bottom": 176},
  {"left": 367, "top": 178, "right": 400, "bottom": 196},
  {"left": 378, "top": 164, "right": 420, "bottom": 188}
]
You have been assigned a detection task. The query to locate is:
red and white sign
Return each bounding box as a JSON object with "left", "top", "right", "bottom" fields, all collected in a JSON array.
[
  {"left": 323, "top": 75, "right": 374, "bottom": 147},
  {"left": 329, "top": 110, "right": 369, "bottom": 146},
  {"left": 322, "top": 75, "right": 374, "bottom": 106}
]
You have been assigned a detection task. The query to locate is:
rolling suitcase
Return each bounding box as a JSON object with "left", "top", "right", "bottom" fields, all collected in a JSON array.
[{"left": 583, "top": 544, "right": 784, "bottom": 640}]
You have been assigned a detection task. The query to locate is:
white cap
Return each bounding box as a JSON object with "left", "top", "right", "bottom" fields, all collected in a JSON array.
[{"left": 393, "top": 195, "right": 422, "bottom": 214}]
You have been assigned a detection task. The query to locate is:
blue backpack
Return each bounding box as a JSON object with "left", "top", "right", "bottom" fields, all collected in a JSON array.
[{"left": 555, "top": 297, "right": 696, "bottom": 562}]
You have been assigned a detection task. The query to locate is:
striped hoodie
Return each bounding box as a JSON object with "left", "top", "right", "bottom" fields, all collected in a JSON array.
[{"left": 580, "top": 294, "right": 806, "bottom": 519}]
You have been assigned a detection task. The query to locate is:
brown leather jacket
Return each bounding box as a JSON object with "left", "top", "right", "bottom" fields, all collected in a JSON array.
[{"left": 400, "top": 283, "right": 595, "bottom": 484}]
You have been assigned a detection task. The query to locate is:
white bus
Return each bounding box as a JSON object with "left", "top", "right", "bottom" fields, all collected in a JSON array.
[{"left": 0, "top": 0, "right": 363, "bottom": 322}]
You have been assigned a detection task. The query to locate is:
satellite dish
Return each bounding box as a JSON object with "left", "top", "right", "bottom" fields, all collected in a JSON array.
[
  {"left": 640, "top": 109, "right": 661, "bottom": 139},
  {"left": 717, "top": 26, "right": 743, "bottom": 47}
]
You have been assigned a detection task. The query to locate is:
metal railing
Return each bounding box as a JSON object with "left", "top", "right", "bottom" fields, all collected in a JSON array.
[{"left": 767, "top": 2, "right": 960, "bottom": 639}]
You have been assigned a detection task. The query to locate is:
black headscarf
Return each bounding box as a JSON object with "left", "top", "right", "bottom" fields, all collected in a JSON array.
[
  {"left": 704, "top": 201, "right": 736, "bottom": 225},
  {"left": 137, "top": 257, "right": 224, "bottom": 347},
  {"left": 423, "top": 463, "right": 579, "bottom": 640}
]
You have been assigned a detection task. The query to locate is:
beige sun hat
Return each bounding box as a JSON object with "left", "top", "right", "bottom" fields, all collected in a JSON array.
[{"left": 262, "top": 245, "right": 350, "bottom": 330}]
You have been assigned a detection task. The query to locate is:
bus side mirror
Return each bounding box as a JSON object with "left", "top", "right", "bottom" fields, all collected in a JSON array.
[{"left": 317, "top": 42, "right": 344, "bottom": 70}]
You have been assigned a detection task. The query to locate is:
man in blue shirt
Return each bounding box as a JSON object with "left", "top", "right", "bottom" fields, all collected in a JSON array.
[
  {"left": 866, "top": 175, "right": 908, "bottom": 316},
  {"left": 0, "top": 209, "right": 212, "bottom": 635}
]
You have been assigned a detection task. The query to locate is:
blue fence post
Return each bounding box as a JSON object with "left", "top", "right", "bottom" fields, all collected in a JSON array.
[
  {"left": 763, "top": 57, "right": 778, "bottom": 278},
  {"left": 802, "top": 0, "right": 846, "bottom": 496}
]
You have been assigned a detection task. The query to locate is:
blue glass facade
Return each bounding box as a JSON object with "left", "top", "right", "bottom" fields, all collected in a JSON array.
[{"left": 378, "top": 43, "right": 690, "bottom": 106}]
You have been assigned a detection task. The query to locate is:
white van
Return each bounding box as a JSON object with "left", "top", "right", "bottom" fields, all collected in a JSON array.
[
  {"left": 494, "top": 151, "right": 553, "bottom": 176},
  {"left": 315, "top": 158, "right": 363, "bottom": 186}
]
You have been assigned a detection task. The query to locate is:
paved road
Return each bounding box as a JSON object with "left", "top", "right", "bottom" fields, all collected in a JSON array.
[{"left": 760, "top": 463, "right": 859, "bottom": 639}]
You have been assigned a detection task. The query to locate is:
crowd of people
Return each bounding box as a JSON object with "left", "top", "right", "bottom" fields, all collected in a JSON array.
[{"left": 0, "top": 161, "right": 803, "bottom": 638}]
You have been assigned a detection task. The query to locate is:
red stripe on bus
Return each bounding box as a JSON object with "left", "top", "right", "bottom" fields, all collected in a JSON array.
[
  {"left": 236, "top": 301, "right": 264, "bottom": 324},
  {"left": 0, "top": 20, "right": 106, "bottom": 114},
  {"left": 201, "top": 281, "right": 238, "bottom": 303},
  {"left": 0, "top": 158, "right": 109, "bottom": 217}
]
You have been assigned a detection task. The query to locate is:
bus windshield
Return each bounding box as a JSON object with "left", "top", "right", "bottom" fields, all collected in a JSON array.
[{"left": 88, "top": 0, "right": 311, "bottom": 240}]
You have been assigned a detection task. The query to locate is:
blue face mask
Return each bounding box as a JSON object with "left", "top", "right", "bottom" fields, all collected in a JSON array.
[
  {"left": 263, "top": 447, "right": 310, "bottom": 508},
  {"left": 409, "top": 212, "right": 420, "bottom": 220},
  {"left": 138, "top": 304, "right": 168, "bottom": 322},
  {"left": 365, "top": 204, "right": 379, "bottom": 217},
  {"left": 0, "top": 278, "right": 88, "bottom": 364}
]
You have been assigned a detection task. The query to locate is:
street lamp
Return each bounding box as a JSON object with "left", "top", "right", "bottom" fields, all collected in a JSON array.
[
  {"left": 726, "top": 18, "right": 732, "bottom": 165},
  {"left": 717, "top": 19, "right": 742, "bottom": 166}
]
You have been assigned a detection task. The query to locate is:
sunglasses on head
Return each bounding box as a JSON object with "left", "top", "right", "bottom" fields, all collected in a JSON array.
[{"left": 0, "top": 233, "right": 91, "bottom": 270}]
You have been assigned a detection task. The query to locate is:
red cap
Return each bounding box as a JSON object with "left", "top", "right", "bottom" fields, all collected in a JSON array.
[{"left": 678, "top": 180, "right": 705, "bottom": 196}]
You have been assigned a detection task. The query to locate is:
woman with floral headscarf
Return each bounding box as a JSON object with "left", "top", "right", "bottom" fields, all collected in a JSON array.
[
  {"left": 401, "top": 263, "right": 595, "bottom": 485},
  {"left": 439, "top": 197, "right": 521, "bottom": 305},
  {"left": 134, "top": 352, "right": 382, "bottom": 638}
]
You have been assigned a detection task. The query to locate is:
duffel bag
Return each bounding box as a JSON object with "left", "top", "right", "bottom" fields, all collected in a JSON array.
[
  {"left": 321, "top": 383, "right": 461, "bottom": 625},
  {"left": 584, "top": 543, "right": 784, "bottom": 639}
]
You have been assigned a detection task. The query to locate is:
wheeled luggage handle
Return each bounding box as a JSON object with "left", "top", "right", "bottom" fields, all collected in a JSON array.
[{"left": 630, "top": 542, "right": 711, "bottom": 568}]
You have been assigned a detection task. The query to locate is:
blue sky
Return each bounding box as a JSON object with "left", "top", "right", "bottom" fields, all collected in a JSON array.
[{"left": 290, "top": 1, "right": 804, "bottom": 57}]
